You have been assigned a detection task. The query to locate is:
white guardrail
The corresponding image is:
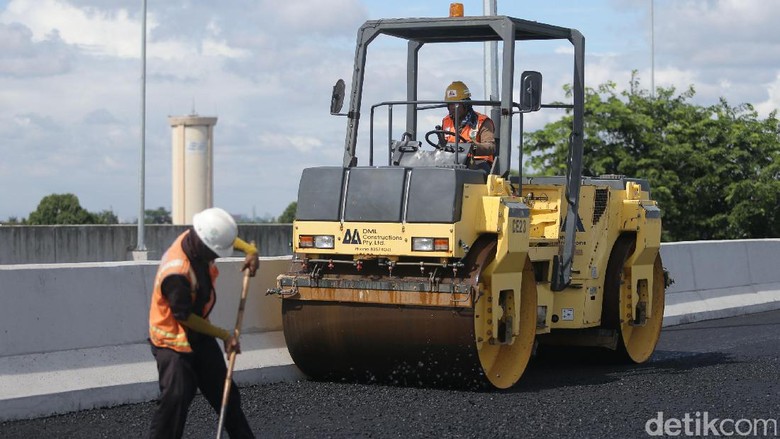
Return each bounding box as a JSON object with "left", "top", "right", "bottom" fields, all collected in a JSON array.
[{"left": 0, "top": 240, "right": 779, "bottom": 421}]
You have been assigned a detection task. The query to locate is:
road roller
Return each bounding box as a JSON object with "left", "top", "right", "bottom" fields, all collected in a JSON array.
[{"left": 269, "top": 14, "right": 666, "bottom": 389}]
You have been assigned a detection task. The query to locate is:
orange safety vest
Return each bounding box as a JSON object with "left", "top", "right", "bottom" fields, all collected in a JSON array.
[
  {"left": 148, "top": 230, "right": 218, "bottom": 353},
  {"left": 441, "top": 112, "right": 494, "bottom": 163}
]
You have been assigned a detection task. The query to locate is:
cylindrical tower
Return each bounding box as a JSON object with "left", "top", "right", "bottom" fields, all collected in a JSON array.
[{"left": 168, "top": 115, "right": 218, "bottom": 225}]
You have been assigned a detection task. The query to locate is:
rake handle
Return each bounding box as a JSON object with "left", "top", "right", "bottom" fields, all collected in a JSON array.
[{"left": 216, "top": 267, "right": 252, "bottom": 439}]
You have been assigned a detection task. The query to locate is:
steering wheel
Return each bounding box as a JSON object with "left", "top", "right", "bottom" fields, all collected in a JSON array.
[{"left": 424, "top": 129, "right": 470, "bottom": 150}]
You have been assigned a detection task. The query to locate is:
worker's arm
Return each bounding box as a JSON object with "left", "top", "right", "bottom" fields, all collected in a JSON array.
[
  {"left": 180, "top": 314, "right": 230, "bottom": 340},
  {"left": 233, "top": 237, "right": 257, "bottom": 255},
  {"left": 473, "top": 118, "right": 496, "bottom": 157},
  {"left": 162, "top": 275, "right": 240, "bottom": 353},
  {"left": 162, "top": 275, "right": 230, "bottom": 339},
  {"left": 181, "top": 315, "right": 241, "bottom": 354},
  {"left": 233, "top": 237, "right": 259, "bottom": 277}
]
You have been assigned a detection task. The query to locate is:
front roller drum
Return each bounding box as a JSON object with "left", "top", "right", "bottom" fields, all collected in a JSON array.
[
  {"left": 282, "top": 300, "right": 485, "bottom": 387},
  {"left": 474, "top": 256, "right": 538, "bottom": 389},
  {"left": 282, "top": 239, "right": 538, "bottom": 389}
]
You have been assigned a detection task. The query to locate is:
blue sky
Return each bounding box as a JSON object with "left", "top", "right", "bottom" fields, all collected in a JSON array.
[{"left": 1, "top": 0, "right": 778, "bottom": 222}]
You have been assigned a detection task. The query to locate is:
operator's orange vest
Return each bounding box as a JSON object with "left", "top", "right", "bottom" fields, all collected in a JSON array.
[
  {"left": 148, "top": 230, "right": 218, "bottom": 353},
  {"left": 441, "top": 112, "right": 494, "bottom": 163}
]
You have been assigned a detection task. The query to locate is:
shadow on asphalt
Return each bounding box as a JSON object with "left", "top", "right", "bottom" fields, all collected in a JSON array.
[
  {"left": 295, "top": 347, "right": 736, "bottom": 394},
  {"left": 508, "top": 346, "right": 736, "bottom": 393}
]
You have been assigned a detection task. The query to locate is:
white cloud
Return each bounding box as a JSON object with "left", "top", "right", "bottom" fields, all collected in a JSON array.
[
  {"left": 652, "top": 0, "right": 780, "bottom": 100},
  {"left": 655, "top": 67, "right": 699, "bottom": 93},
  {"left": 202, "top": 38, "right": 249, "bottom": 59},
  {"left": 554, "top": 45, "right": 574, "bottom": 55},
  {"left": 255, "top": 133, "right": 324, "bottom": 154},
  {"left": 756, "top": 72, "right": 780, "bottom": 117},
  {"left": 2, "top": 0, "right": 140, "bottom": 57},
  {"left": 0, "top": 22, "right": 72, "bottom": 76},
  {"left": 271, "top": 0, "right": 367, "bottom": 35}
]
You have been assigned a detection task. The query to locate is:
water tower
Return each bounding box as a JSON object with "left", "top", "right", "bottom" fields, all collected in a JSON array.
[{"left": 168, "top": 114, "right": 218, "bottom": 225}]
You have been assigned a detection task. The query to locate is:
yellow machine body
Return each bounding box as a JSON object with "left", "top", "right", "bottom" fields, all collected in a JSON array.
[{"left": 276, "top": 175, "right": 664, "bottom": 388}]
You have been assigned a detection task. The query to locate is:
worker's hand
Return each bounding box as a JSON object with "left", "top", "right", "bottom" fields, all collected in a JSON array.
[
  {"left": 242, "top": 252, "right": 259, "bottom": 277},
  {"left": 223, "top": 334, "right": 241, "bottom": 355},
  {"left": 435, "top": 125, "right": 446, "bottom": 147}
]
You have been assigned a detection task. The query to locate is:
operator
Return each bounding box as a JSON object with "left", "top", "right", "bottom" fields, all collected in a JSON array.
[
  {"left": 440, "top": 80, "right": 496, "bottom": 172},
  {"left": 148, "top": 207, "right": 259, "bottom": 439}
]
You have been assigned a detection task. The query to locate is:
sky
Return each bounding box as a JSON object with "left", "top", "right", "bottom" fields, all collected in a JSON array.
[{"left": 1, "top": 0, "right": 779, "bottom": 222}]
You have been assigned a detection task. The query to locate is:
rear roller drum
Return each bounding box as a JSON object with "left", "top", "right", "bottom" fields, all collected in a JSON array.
[{"left": 602, "top": 235, "right": 665, "bottom": 363}]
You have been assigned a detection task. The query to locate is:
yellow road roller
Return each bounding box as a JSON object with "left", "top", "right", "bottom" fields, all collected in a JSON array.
[{"left": 269, "top": 14, "right": 665, "bottom": 389}]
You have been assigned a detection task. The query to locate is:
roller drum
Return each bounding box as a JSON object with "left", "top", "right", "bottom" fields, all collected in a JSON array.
[{"left": 282, "top": 300, "right": 485, "bottom": 387}]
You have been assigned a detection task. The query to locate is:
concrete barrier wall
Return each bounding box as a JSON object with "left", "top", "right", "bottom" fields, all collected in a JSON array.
[
  {"left": 0, "top": 224, "right": 293, "bottom": 264},
  {"left": 660, "top": 239, "right": 780, "bottom": 325},
  {"left": 1, "top": 239, "right": 779, "bottom": 358},
  {"left": 0, "top": 257, "right": 291, "bottom": 357}
]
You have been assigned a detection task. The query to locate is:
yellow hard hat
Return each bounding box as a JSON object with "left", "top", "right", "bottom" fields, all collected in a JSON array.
[{"left": 444, "top": 81, "right": 471, "bottom": 101}]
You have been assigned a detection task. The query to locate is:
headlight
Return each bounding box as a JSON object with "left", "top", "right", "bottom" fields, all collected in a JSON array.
[
  {"left": 314, "top": 235, "right": 335, "bottom": 249},
  {"left": 412, "top": 237, "right": 433, "bottom": 251},
  {"left": 299, "top": 235, "right": 335, "bottom": 249},
  {"left": 412, "top": 237, "right": 449, "bottom": 252}
]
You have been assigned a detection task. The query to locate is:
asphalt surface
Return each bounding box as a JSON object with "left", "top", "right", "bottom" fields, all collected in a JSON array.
[{"left": 2, "top": 310, "right": 779, "bottom": 438}]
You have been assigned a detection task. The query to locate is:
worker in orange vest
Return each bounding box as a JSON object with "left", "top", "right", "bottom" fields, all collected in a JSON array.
[
  {"left": 148, "top": 207, "right": 259, "bottom": 438},
  {"left": 440, "top": 80, "right": 496, "bottom": 172}
]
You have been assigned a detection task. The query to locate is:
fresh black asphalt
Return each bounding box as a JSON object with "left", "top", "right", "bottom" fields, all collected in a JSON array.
[{"left": 3, "top": 310, "right": 779, "bottom": 438}]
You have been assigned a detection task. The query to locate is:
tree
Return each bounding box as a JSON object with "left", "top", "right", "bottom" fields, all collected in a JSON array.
[
  {"left": 145, "top": 207, "right": 171, "bottom": 224},
  {"left": 277, "top": 202, "right": 297, "bottom": 223},
  {"left": 95, "top": 209, "right": 119, "bottom": 224},
  {"left": 523, "top": 74, "right": 780, "bottom": 241},
  {"left": 27, "top": 194, "right": 97, "bottom": 225}
]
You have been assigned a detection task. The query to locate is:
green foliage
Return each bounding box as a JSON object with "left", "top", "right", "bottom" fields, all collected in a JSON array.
[
  {"left": 524, "top": 74, "right": 780, "bottom": 241},
  {"left": 27, "top": 193, "right": 97, "bottom": 225},
  {"left": 277, "top": 202, "right": 297, "bottom": 223},
  {"left": 145, "top": 207, "right": 171, "bottom": 224},
  {"left": 95, "top": 209, "right": 119, "bottom": 224}
]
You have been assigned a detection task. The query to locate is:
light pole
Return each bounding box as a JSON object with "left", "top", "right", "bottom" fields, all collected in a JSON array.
[
  {"left": 136, "top": 0, "right": 147, "bottom": 254},
  {"left": 651, "top": 0, "right": 655, "bottom": 97},
  {"left": 483, "top": 0, "right": 498, "bottom": 103}
]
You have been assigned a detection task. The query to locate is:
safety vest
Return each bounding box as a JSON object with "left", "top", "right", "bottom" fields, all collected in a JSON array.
[
  {"left": 441, "top": 112, "right": 494, "bottom": 163},
  {"left": 148, "top": 230, "right": 218, "bottom": 353}
]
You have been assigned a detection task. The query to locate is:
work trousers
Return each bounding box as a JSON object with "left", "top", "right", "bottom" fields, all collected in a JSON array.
[{"left": 149, "top": 337, "right": 254, "bottom": 439}]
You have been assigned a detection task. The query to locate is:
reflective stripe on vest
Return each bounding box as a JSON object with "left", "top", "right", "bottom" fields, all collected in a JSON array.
[
  {"left": 441, "top": 112, "right": 493, "bottom": 163},
  {"left": 148, "top": 230, "right": 218, "bottom": 353},
  {"left": 149, "top": 325, "right": 190, "bottom": 349}
]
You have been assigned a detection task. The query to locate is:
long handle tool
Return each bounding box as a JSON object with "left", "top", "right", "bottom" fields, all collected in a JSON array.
[{"left": 216, "top": 268, "right": 252, "bottom": 439}]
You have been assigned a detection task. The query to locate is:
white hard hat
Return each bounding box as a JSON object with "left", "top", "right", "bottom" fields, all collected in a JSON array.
[{"left": 192, "top": 207, "right": 237, "bottom": 258}]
